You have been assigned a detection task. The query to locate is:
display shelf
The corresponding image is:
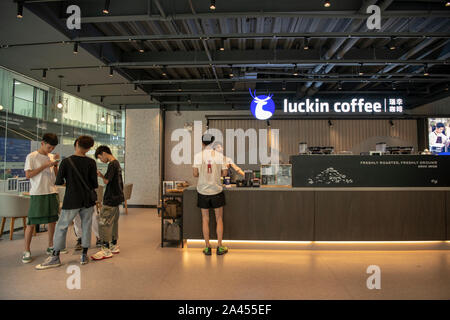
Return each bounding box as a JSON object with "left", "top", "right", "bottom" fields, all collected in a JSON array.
[{"left": 160, "top": 192, "right": 184, "bottom": 248}]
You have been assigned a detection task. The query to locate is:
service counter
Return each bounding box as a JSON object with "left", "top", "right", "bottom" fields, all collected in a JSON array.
[{"left": 183, "top": 186, "right": 450, "bottom": 241}]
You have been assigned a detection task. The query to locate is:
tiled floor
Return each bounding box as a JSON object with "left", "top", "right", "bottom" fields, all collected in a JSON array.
[{"left": 0, "top": 208, "right": 449, "bottom": 300}]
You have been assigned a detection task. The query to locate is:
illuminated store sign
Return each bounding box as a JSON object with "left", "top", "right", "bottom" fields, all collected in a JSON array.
[
  {"left": 284, "top": 98, "right": 404, "bottom": 114},
  {"left": 249, "top": 89, "right": 275, "bottom": 120}
]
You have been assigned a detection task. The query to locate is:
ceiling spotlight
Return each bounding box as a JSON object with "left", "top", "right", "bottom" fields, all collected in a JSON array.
[
  {"left": 446, "top": 1, "right": 450, "bottom": 7},
  {"left": 303, "top": 37, "right": 310, "bottom": 50},
  {"left": 392, "top": 82, "right": 396, "bottom": 90},
  {"left": 42, "top": 69, "right": 47, "bottom": 79},
  {"left": 229, "top": 73, "right": 234, "bottom": 77},
  {"left": 328, "top": 120, "right": 333, "bottom": 127},
  {"left": 53, "top": 118, "right": 58, "bottom": 123},
  {"left": 423, "top": 64, "right": 429, "bottom": 76},
  {"left": 138, "top": 41, "right": 145, "bottom": 53},
  {"left": 358, "top": 63, "right": 364, "bottom": 76},
  {"left": 0, "top": 105, "right": 3, "bottom": 111},
  {"left": 134, "top": 84, "right": 138, "bottom": 91},
  {"left": 338, "top": 82, "right": 343, "bottom": 90},
  {"left": 102, "top": 0, "right": 110, "bottom": 14},
  {"left": 267, "top": 120, "right": 271, "bottom": 127},
  {"left": 109, "top": 67, "right": 113, "bottom": 77},
  {"left": 73, "top": 42, "right": 78, "bottom": 54},
  {"left": 100, "top": 96, "right": 105, "bottom": 103},
  {"left": 57, "top": 101, "right": 63, "bottom": 109},
  {"left": 17, "top": 2, "right": 23, "bottom": 19},
  {"left": 445, "top": 84, "right": 449, "bottom": 91},
  {"left": 101, "top": 114, "right": 106, "bottom": 122},
  {"left": 77, "top": 85, "right": 81, "bottom": 93},
  {"left": 210, "top": 0, "right": 216, "bottom": 10},
  {"left": 323, "top": 1, "right": 331, "bottom": 8},
  {"left": 389, "top": 120, "right": 394, "bottom": 127},
  {"left": 293, "top": 64, "right": 299, "bottom": 76},
  {"left": 282, "top": 81, "right": 286, "bottom": 91}
]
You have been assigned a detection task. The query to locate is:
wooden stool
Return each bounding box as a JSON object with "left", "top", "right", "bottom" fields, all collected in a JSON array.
[{"left": 0, "top": 216, "right": 34, "bottom": 240}]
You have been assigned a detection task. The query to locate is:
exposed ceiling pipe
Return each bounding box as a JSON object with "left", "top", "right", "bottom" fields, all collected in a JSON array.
[
  {"left": 188, "top": 0, "right": 225, "bottom": 101},
  {"left": 354, "top": 18, "right": 449, "bottom": 91},
  {"left": 306, "top": 0, "right": 394, "bottom": 96}
]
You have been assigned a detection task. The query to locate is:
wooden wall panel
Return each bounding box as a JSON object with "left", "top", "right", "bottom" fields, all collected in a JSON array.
[{"left": 210, "top": 119, "right": 418, "bottom": 164}]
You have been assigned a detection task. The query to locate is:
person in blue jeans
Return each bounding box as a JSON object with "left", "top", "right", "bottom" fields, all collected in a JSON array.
[{"left": 36, "top": 136, "right": 98, "bottom": 269}]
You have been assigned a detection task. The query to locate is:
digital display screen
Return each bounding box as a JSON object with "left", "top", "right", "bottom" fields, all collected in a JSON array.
[{"left": 428, "top": 118, "right": 450, "bottom": 154}]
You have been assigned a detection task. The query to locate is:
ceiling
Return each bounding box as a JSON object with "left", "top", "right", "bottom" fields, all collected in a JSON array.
[{"left": 0, "top": 0, "right": 449, "bottom": 111}]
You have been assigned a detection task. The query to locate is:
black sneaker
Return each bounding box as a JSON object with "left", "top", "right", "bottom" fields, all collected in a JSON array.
[
  {"left": 80, "top": 253, "right": 89, "bottom": 265},
  {"left": 75, "top": 238, "right": 82, "bottom": 251},
  {"left": 203, "top": 247, "right": 212, "bottom": 255}
]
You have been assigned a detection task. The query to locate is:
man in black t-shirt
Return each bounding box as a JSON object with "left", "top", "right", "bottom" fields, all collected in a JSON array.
[
  {"left": 91, "top": 145, "right": 124, "bottom": 261},
  {"left": 36, "top": 136, "right": 98, "bottom": 269}
]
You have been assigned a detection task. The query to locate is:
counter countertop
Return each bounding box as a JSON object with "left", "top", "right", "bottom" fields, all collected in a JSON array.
[{"left": 185, "top": 186, "right": 450, "bottom": 192}]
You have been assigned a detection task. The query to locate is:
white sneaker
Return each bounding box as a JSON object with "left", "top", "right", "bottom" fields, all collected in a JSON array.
[
  {"left": 22, "top": 251, "right": 32, "bottom": 264},
  {"left": 110, "top": 244, "right": 120, "bottom": 254},
  {"left": 90, "top": 247, "right": 113, "bottom": 261}
]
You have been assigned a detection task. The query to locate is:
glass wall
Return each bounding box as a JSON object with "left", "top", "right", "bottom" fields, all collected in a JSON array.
[{"left": 0, "top": 66, "right": 125, "bottom": 193}]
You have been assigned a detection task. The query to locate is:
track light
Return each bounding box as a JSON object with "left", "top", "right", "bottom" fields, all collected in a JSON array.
[
  {"left": 102, "top": 0, "right": 110, "bottom": 14},
  {"left": 267, "top": 120, "right": 271, "bottom": 127},
  {"left": 303, "top": 37, "right": 310, "bottom": 50},
  {"left": 109, "top": 67, "right": 113, "bottom": 77},
  {"left": 53, "top": 118, "right": 58, "bottom": 123},
  {"left": 134, "top": 84, "right": 138, "bottom": 91},
  {"left": 389, "top": 37, "right": 396, "bottom": 50},
  {"left": 423, "top": 64, "right": 429, "bottom": 76},
  {"left": 73, "top": 42, "right": 78, "bottom": 54},
  {"left": 323, "top": 1, "right": 331, "bottom": 7},
  {"left": 358, "top": 63, "right": 364, "bottom": 76},
  {"left": 392, "top": 82, "right": 396, "bottom": 90},
  {"left": 328, "top": 120, "right": 333, "bottom": 127},
  {"left": 77, "top": 85, "right": 81, "bottom": 93},
  {"left": 138, "top": 41, "right": 145, "bottom": 53},
  {"left": 42, "top": 69, "right": 47, "bottom": 79},
  {"left": 210, "top": 0, "right": 216, "bottom": 10},
  {"left": 293, "top": 64, "right": 299, "bottom": 76},
  {"left": 100, "top": 96, "right": 104, "bottom": 103},
  {"left": 389, "top": 120, "right": 394, "bottom": 127},
  {"left": 101, "top": 113, "right": 106, "bottom": 122},
  {"left": 17, "top": 2, "right": 23, "bottom": 19},
  {"left": 282, "top": 81, "right": 286, "bottom": 90},
  {"left": 206, "top": 119, "right": 210, "bottom": 128},
  {"left": 229, "top": 72, "right": 234, "bottom": 77},
  {"left": 0, "top": 105, "right": 3, "bottom": 111},
  {"left": 338, "top": 82, "right": 343, "bottom": 90},
  {"left": 446, "top": 1, "right": 450, "bottom": 7}
]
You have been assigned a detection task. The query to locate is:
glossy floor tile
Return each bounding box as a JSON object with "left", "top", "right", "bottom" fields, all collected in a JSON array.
[{"left": 0, "top": 208, "right": 449, "bottom": 300}]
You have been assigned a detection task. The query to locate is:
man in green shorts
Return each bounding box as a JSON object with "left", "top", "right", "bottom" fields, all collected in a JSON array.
[{"left": 22, "top": 133, "right": 60, "bottom": 263}]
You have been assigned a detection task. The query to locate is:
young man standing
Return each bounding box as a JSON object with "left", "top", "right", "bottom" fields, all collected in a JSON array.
[
  {"left": 91, "top": 145, "right": 124, "bottom": 261},
  {"left": 193, "top": 134, "right": 229, "bottom": 256},
  {"left": 36, "top": 136, "right": 98, "bottom": 269},
  {"left": 22, "top": 133, "right": 60, "bottom": 263}
]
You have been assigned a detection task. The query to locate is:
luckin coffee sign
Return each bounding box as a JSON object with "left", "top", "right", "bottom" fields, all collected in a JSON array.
[{"left": 284, "top": 97, "right": 404, "bottom": 114}]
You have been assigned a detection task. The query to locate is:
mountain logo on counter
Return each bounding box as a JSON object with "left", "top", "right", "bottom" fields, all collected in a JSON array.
[
  {"left": 308, "top": 167, "right": 354, "bottom": 185},
  {"left": 249, "top": 89, "right": 275, "bottom": 120}
]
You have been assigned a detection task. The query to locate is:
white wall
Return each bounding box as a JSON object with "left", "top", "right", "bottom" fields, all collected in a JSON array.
[{"left": 125, "top": 109, "right": 160, "bottom": 206}]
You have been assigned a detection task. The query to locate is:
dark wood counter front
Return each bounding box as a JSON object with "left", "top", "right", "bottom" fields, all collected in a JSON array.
[{"left": 183, "top": 187, "right": 450, "bottom": 241}]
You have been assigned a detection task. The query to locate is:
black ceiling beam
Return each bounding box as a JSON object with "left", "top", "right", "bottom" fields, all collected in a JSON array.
[
  {"left": 4, "top": 33, "right": 450, "bottom": 47},
  {"left": 76, "top": 11, "right": 450, "bottom": 24}
]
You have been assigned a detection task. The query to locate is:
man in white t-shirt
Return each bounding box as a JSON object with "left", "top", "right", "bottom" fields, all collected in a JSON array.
[
  {"left": 22, "top": 133, "right": 60, "bottom": 264},
  {"left": 429, "top": 122, "right": 448, "bottom": 153},
  {"left": 193, "top": 134, "right": 228, "bottom": 255}
]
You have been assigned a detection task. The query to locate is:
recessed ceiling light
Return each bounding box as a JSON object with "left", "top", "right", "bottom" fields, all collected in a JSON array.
[
  {"left": 323, "top": 1, "right": 331, "bottom": 8},
  {"left": 210, "top": 0, "right": 216, "bottom": 10}
]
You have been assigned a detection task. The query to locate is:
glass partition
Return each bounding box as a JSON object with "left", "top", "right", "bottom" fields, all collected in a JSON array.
[{"left": 0, "top": 66, "right": 126, "bottom": 194}]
